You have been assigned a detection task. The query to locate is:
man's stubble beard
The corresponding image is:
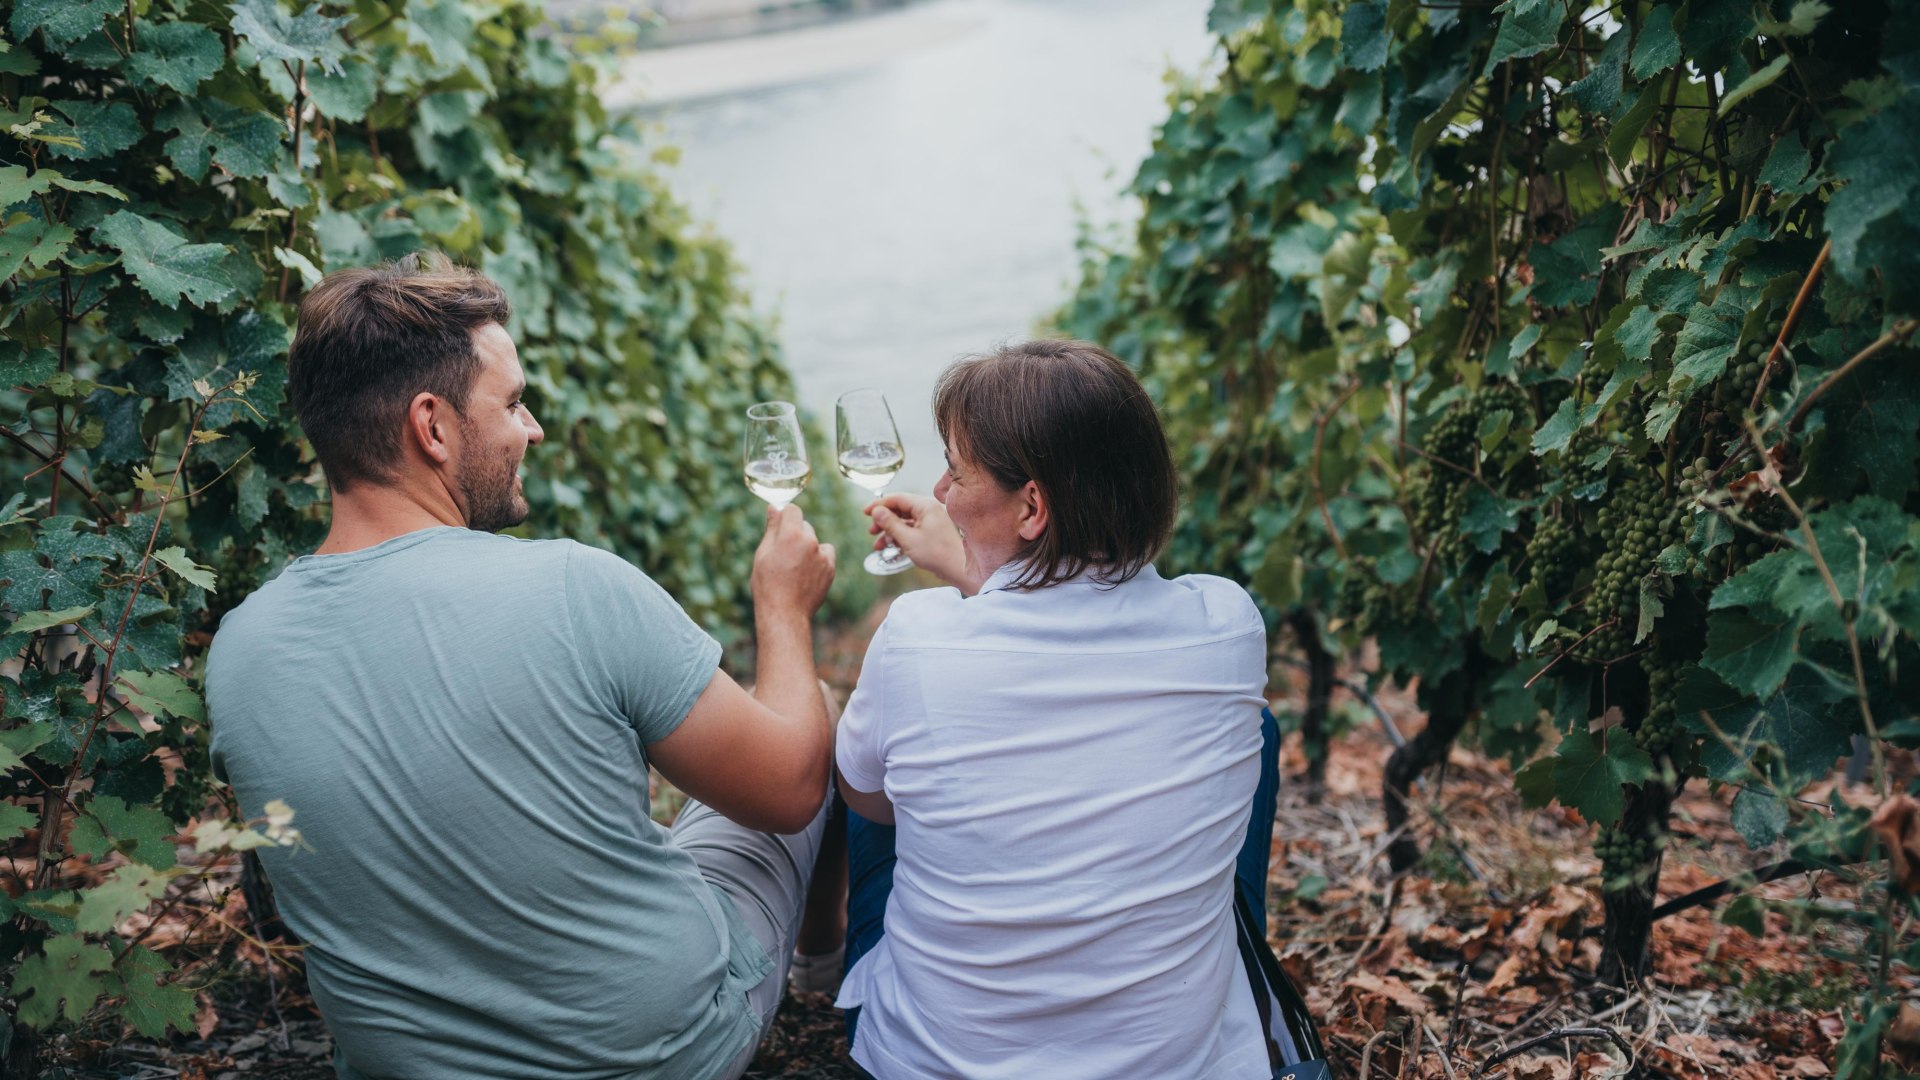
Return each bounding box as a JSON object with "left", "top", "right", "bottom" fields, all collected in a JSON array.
[{"left": 457, "top": 425, "right": 529, "bottom": 534}]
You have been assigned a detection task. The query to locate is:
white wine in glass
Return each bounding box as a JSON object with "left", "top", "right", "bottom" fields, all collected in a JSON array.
[
  {"left": 836, "top": 389, "right": 912, "bottom": 575},
  {"left": 743, "top": 401, "right": 810, "bottom": 511}
]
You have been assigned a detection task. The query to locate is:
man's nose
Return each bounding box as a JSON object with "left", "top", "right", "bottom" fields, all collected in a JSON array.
[{"left": 524, "top": 411, "right": 546, "bottom": 444}]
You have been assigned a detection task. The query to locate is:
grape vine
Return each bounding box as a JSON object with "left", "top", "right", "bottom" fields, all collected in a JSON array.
[{"left": 1060, "top": 0, "right": 1920, "bottom": 1031}]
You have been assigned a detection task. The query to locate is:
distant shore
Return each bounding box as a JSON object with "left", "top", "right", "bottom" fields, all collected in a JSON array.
[
  {"left": 547, "top": 0, "right": 926, "bottom": 49},
  {"left": 597, "top": 0, "right": 979, "bottom": 109}
]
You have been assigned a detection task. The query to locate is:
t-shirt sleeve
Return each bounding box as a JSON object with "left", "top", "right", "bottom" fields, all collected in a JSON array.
[
  {"left": 834, "top": 619, "right": 888, "bottom": 794},
  {"left": 565, "top": 543, "right": 722, "bottom": 745}
]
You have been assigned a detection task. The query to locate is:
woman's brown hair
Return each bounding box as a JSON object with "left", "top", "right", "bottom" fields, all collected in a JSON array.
[{"left": 932, "top": 339, "right": 1178, "bottom": 590}]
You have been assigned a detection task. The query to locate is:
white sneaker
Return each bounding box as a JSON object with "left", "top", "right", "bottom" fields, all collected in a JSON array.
[{"left": 787, "top": 945, "right": 844, "bottom": 994}]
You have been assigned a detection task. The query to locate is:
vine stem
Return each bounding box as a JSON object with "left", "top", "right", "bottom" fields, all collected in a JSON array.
[
  {"left": 1313, "top": 378, "right": 1359, "bottom": 562},
  {"left": 1471, "top": 1026, "right": 1634, "bottom": 1079},
  {"left": 38, "top": 382, "right": 243, "bottom": 889},
  {"left": 1785, "top": 317, "right": 1918, "bottom": 432},
  {"left": 1523, "top": 618, "right": 1617, "bottom": 689},
  {"left": 1752, "top": 425, "right": 1886, "bottom": 795},
  {"left": 1747, "top": 237, "right": 1830, "bottom": 414}
]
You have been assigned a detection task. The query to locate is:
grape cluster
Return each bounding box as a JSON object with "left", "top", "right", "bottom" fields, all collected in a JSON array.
[
  {"left": 1411, "top": 401, "right": 1482, "bottom": 540},
  {"left": 1634, "top": 651, "right": 1685, "bottom": 755},
  {"left": 1523, "top": 510, "right": 1579, "bottom": 597},
  {"left": 1711, "top": 320, "right": 1785, "bottom": 417},
  {"left": 1583, "top": 467, "right": 1685, "bottom": 660},
  {"left": 1336, "top": 557, "right": 1415, "bottom": 634},
  {"left": 1412, "top": 383, "right": 1529, "bottom": 564},
  {"left": 1594, "top": 823, "right": 1666, "bottom": 891}
]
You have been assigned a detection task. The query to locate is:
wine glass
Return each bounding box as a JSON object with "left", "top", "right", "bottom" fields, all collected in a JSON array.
[
  {"left": 743, "top": 401, "right": 810, "bottom": 510},
  {"left": 836, "top": 389, "right": 911, "bottom": 576}
]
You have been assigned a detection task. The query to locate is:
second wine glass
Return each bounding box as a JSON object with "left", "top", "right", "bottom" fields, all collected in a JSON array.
[{"left": 835, "top": 389, "right": 912, "bottom": 576}]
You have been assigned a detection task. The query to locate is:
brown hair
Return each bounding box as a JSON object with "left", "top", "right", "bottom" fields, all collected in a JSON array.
[
  {"left": 286, "top": 252, "right": 511, "bottom": 492},
  {"left": 933, "top": 339, "right": 1178, "bottom": 590}
]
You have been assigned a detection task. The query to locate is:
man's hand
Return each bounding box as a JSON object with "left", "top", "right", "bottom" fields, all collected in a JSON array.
[
  {"left": 752, "top": 505, "right": 835, "bottom": 619},
  {"left": 869, "top": 494, "right": 968, "bottom": 590}
]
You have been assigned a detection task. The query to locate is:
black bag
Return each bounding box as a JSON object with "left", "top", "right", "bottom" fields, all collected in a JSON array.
[{"left": 1233, "top": 890, "right": 1333, "bottom": 1080}]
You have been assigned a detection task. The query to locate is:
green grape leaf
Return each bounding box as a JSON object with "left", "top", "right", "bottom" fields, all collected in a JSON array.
[
  {"left": 228, "top": 0, "right": 351, "bottom": 73},
  {"left": 9, "top": 0, "right": 119, "bottom": 47},
  {"left": 1607, "top": 72, "right": 1670, "bottom": 165},
  {"left": 1551, "top": 725, "right": 1654, "bottom": 825},
  {"left": 1691, "top": 666, "right": 1854, "bottom": 785},
  {"left": 13, "top": 935, "right": 113, "bottom": 1029},
  {"left": 117, "top": 670, "right": 205, "bottom": 723},
  {"left": 1484, "top": 0, "right": 1563, "bottom": 74},
  {"left": 94, "top": 210, "right": 235, "bottom": 309},
  {"left": 1719, "top": 54, "right": 1791, "bottom": 115},
  {"left": 0, "top": 724, "right": 56, "bottom": 772},
  {"left": 1629, "top": 6, "right": 1680, "bottom": 79},
  {"left": 0, "top": 218, "right": 75, "bottom": 281},
  {"left": 1513, "top": 755, "right": 1558, "bottom": 808},
  {"left": 1342, "top": 0, "right": 1390, "bottom": 72},
  {"left": 0, "top": 547, "right": 102, "bottom": 613},
  {"left": 308, "top": 62, "right": 378, "bottom": 122},
  {"left": 1702, "top": 608, "right": 1798, "bottom": 697},
  {"left": 1824, "top": 97, "right": 1920, "bottom": 305},
  {"left": 126, "top": 20, "right": 224, "bottom": 93},
  {"left": 113, "top": 945, "right": 196, "bottom": 1039},
  {"left": 1532, "top": 398, "right": 1579, "bottom": 455},
  {"left": 1758, "top": 131, "right": 1813, "bottom": 194},
  {"left": 1567, "top": 26, "right": 1628, "bottom": 114},
  {"left": 43, "top": 100, "right": 141, "bottom": 162},
  {"left": 7, "top": 605, "right": 97, "bottom": 636},
  {"left": 70, "top": 796, "right": 178, "bottom": 870},
  {"left": 1666, "top": 296, "right": 1744, "bottom": 395},
  {"left": 0, "top": 802, "right": 37, "bottom": 842},
  {"left": 1729, "top": 786, "right": 1788, "bottom": 847},
  {"left": 74, "top": 863, "right": 173, "bottom": 934},
  {"left": 1528, "top": 207, "right": 1621, "bottom": 307},
  {"left": 1797, "top": 361, "right": 1920, "bottom": 501},
  {"left": 150, "top": 546, "right": 217, "bottom": 592},
  {"left": 1758, "top": 0, "right": 1828, "bottom": 36},
  {"left": 1460, "top": 487, "right": 1522, "bottom": 554},
  {"left": 0, "top": 163, "right": 52, "bottom": 210},
  {"left": 155, "top": 99, "right": 287, "bottom": 182}
]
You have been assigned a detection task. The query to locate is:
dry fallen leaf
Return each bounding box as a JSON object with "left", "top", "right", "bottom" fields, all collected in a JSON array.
[{"left": 1868, "top": 794, "right": 1920, "bottom": 894}]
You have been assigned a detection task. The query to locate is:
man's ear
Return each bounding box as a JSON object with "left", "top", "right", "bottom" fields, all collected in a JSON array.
[
  {"left": 1016, "top": 480, "right": 1049, "bottom": 542},
  {"left": 408, "top": 391, "right": 456, "bottom": 466}
]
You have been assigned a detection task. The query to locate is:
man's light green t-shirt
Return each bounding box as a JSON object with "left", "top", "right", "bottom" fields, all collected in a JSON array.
[{"left": 207, "top": 527, "right": 772, "bottom": 1080}]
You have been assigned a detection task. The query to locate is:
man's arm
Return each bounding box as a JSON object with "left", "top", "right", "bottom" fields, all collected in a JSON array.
[{"left": 646, "top": 506, "right": 836, "bottom": 834}]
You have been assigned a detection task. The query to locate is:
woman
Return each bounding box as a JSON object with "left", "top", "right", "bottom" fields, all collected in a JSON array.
[{"left": 833, "top": 340, "right": 1277, "bottom": 1080}]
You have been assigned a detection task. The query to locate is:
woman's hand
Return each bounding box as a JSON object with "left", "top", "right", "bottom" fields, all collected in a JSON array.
[{"left": 868, "top": 493, "right": 968, "bottom": 590}]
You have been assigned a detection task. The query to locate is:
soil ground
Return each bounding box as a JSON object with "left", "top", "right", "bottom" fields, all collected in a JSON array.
[{"left": 53, "top": 611, "right": 1916, "bottom": 1079}]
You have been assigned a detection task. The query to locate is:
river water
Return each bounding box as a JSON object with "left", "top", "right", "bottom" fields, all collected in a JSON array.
[{"left": 643, "top": 0, "right": 1217, "bottom": 494}]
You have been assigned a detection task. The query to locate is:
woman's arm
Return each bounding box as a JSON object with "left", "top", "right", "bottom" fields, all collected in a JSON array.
[
  {"left": 867, "top": 493, "right": 980, "bottom": 593},
  {"left": 836, "top": 765, "right": 895, "bottom": 825}
]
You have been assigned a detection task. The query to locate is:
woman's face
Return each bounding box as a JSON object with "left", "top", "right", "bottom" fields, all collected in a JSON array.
[{"left": 934, "top": 434, "right": 1044, "bottom": 583}]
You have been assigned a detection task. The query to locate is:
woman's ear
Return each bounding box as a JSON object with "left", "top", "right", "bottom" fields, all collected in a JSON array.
[{"left": 1016, "top": 480, "right": 1049, "bottom": 542}]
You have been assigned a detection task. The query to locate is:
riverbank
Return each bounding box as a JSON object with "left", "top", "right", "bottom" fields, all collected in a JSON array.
[{"left": 600, "top": 1, "right": 977, "bottom": 108}]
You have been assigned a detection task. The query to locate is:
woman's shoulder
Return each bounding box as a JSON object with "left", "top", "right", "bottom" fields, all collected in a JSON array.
[
  {"left": 1151, "top": 571, "right": 1265, "bottom": 635},
  {"left": 871, "top": 584, "right": 974, "bottom": 645}
]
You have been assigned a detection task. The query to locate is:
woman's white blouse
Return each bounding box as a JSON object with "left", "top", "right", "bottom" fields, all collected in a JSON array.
[{"left": 835, "top": 563, "right": 1271, "bottom": 1080}]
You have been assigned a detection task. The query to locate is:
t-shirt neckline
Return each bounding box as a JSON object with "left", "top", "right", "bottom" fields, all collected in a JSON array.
[{"left": 284, "top": 525, "right": 469, "bottom": 572}]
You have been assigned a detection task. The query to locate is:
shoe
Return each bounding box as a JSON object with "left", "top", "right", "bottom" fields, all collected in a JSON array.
[{"left": 787, "top": 945, "right": 844, "bottom": 994}]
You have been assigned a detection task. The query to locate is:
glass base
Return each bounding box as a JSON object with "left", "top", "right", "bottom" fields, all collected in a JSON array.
[{"left": 864, "top": 548, "right": 914, "bottom": 576}]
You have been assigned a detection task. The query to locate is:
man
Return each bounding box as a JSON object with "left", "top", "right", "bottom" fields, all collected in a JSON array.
[{"left": 206, "top": 252, "right": 840, "bottom": 1079}]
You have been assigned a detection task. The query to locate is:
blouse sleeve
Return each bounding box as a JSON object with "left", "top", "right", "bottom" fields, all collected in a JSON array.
[{"left": 834, "top": 619, "right": 889, "bottom": 793}]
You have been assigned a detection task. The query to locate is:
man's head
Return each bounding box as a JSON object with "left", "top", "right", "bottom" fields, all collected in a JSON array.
[{"left": 287, "top": 252, "right": 544, "bottom": 532}]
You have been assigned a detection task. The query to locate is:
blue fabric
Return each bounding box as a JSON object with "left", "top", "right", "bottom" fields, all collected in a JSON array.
[{"left": 844, "top": 705, "right": 1281, "bottom": 1040}]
